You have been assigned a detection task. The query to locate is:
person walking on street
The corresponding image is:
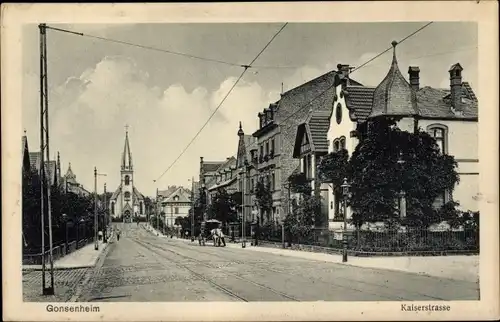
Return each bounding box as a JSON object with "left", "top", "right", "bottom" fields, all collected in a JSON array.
[{"left": 117, "top": 229, "right": 121, "bottom": 241}]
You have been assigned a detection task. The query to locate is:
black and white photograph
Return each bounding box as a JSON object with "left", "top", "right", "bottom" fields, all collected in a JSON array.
[{"left": 2, "top": 2, "right": 499, "bottom": 321}]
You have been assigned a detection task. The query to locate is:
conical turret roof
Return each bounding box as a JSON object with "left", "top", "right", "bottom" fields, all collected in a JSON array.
[{"left": 368, "top": 41, "right": 419, "bottom": 119}]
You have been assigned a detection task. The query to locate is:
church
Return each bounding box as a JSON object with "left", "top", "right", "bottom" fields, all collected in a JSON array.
[{"left": 109, "top": 128, "right": 145, "bottom": 222}]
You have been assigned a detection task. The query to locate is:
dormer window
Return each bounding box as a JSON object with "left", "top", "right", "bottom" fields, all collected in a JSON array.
[{"left": 455, "top": 70, "right": 461, "bottom": 77}]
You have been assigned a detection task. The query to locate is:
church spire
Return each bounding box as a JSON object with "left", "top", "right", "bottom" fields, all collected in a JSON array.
[{"left": 122, "top": 125, "right": 133, "bottom": 171}]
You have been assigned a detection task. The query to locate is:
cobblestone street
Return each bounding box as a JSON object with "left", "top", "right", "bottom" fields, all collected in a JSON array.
[
  {"left": 23, "top": 268, "right": 89, "bottom": 302},
  {"left": 75, "top": 224, "right": 479, "bottom": 302}
]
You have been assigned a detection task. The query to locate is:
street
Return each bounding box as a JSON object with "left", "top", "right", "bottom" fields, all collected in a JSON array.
[{"left": 77, "top": 223, "right": 479, "bottom": 302}]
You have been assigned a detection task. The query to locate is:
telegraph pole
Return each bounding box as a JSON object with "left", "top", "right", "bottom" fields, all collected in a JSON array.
[
  {"left": 103, "top": 183, "right": 108, "bottom": 243},
  {"left": 191, "top": 177, "right": 195, "bottom": 241},
  {"left": 39, "top": 23, "right": 55, "bottom": 296},
  {"left": 94, "top": 167, "right": 98, "bottom": 250}
]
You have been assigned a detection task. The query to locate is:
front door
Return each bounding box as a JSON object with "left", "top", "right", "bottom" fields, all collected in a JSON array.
[{"left": 124, "top": 210, "right": 131, "bottom": 223}]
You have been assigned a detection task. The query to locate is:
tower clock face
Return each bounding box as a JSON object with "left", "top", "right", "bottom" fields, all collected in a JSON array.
[{"left": 336, "top": 102, "right": 342, "bottom": 124}]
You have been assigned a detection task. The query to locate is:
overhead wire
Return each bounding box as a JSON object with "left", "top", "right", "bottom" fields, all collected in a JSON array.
[
  {"left": 46, "top": 25, "right": 244, "bottom": 68},
  {"left": 276, "top": 22, "right": 434, "bottom": 129},
  {"left": 153, "top": 23, "right": 288, "bottom": 182}
]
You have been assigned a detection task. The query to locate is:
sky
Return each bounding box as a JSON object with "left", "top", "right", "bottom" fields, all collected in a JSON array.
[{"left": 22, "top": 22, "right": 478, "bottom": 197}]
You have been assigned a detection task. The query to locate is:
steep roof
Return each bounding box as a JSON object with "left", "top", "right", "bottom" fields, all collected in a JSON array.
[
  {"left": 344, "top": 86, "right": 376, "bottom": 121},
  {"left": 215, "top": 157, "right": 237, "bottom": 173},
  {"left": 416, "top": 86, "right": 478, "bottom": 119},
  {"left": 369, "top": 41, "right": 419, "bottom": 119},
  {"left": 307, "top": 109, "right": 331, "bottom": 153},
  {"left": 133, "top": 186, "right": 145, "bottom": 200},
  {"left": 110, "top": 184, "right": 122, "bottom": 200},
  {"left": 202, "top": 161, "right": 225, "bottom": 173},
  {"left": 163, "top": 187, "right": 191, "bottom": 203},
  {"left": 277, "top": 71, "right": 361, "bottom": 125},
  {"left": 158, "top": 186, "right": 179, "bottom": 198},
  {"left": 292, "top": 109, "right": 331, "bottom": 158}
]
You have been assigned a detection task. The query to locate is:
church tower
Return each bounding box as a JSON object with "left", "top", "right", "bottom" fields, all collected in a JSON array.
[{"left": 120, "top": 127, "right": 134, "bottom": 221}]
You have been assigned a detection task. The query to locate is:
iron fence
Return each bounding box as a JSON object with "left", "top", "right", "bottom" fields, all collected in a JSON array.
[{"left": 258, "top": 225, "right": 479, "bottom": 254}]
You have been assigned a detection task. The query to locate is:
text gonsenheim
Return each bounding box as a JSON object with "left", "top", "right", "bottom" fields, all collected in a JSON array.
[
  {"left": 46, "top": 304, "right": 100, "bottom": 313},
  {"left": 401, "top": 304, "right": 451, "bottom": 312}
]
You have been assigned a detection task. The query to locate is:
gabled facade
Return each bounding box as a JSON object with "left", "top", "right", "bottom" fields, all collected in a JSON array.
[
  {"left": 159, "top": 186, "right": 192, "bottom": 227},
  {"left": 292, "top": 109, "right": 332, "bottom": 225},
  {"left": 326, "top": 41, "right": 479, "bottom": 230},
  {"left": 62, "top": 162, "right": 91, "bottom": 197},
  {"left": 235, "top": 122, "right": 258, "bottom": 223},
  {"left": 206, "top": 156, "right": 239, "bottom": 203}
]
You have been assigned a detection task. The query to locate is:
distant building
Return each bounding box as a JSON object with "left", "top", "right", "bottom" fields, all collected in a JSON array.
[
  {"left": 62, "top": 162, "right": 91, "bottom": 197},
  {"left": 206, "top": 156, "right": 238, "bottom": 203},
  {"left": 109, "top": 129, "right": 145, "bottom": 222},
  {"left": 235, "top": 122, "right": 258, "bottom": 223},
  {"left": 326, "top": 41, "right": 478, "bottom": 230},
  {"left": 158, "top": 186, "right": 191, "bottom": 227}
]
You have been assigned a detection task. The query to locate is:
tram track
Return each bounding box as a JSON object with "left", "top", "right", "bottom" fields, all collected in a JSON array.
[
  {"left": 134, "top": 237, "right": 301, "bottom": 302},
  {"left": 159, "top": 238, "right": 446, "bottom": 301}
]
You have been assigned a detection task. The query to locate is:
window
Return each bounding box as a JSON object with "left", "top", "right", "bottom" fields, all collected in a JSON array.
[
  {"left": 111, "top": 202, "right": 115, "bottom": 215},
  {"left": 260, "top": 145, "right": 264, "bottom": 158},
  {"left": 251, "top": 179, "right": 254, "bottom": 192},
  {"left": 427, "top": 124, "right": 448, "bottom": 154},
  {"left": 333, "top": 140, "right": 340, "bottom": 152},
  {"left": 124, "top": 175, "right": 130, "bottom": 185},
  {"left": 271, "top": 173, "right": 275, "bottom": 191},
  {"left": 265, "top": 141, "right": 269, "bottom": 156},
  {"left": 139, "top": 202, "right": 143, "bottom": 214},
  {"left": 271, "top": 139, "right": 275, "bottom": 155},
  {"left": 175, "top": 207, "right": 179, "bottom": 214},
  {"left": 340, "top": 137, "right": 346, "bottom": 150},
  {"left": 336, "top": 103, "right": 343, "bottom": 124},
  {"left": 124, "top": 191, "right": 131, "bottom": 199}
]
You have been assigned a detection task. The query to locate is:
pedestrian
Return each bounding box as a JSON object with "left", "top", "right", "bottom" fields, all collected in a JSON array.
[
  {"left": 216, "top": 227, "right": 226, "bottom": 247},
  {"left": 117, "top": 229, "right": 121, "bottom": 241}
]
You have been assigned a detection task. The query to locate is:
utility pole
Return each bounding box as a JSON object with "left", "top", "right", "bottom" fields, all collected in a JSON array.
[
  {"left": 39, "top": 23, "right": 54, "bottom": 296},
  {"left": 94, "top": 167, "right": 98, "bottom": 250},
  {"left": 103, "top": 183, "right": 108, "bottom": 243},
  {"left": 94, "top": 167, "right": 107, "bottom": 250},
  {"left": 156, "top": 188, "right": 159, "bottom": 236},
  {"left": 191, "top": 177, "right": 195, "bottom": 241}
]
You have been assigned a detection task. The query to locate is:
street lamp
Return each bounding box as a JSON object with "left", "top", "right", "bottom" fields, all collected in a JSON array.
[
  {"left": 94, "top": 167, "right": 107, "bottom": 251},
  {"left": 341, "top": 177, "right": 351, "bottom": 263},
  {"left": 397, "top": 151, "right": 407, "bottom": 218}
]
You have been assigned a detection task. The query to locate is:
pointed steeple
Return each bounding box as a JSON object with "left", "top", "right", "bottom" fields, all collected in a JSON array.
[
  {"left": 236, "top": 121, "right": 248, "bottom": 168},
  {"left": 65, "top": 162, "right": 75, "bottom": 179},
  {"left": 368, "top": 40, "right": 418, "bottom": 119},
  {"left": 122, "top": 125, "right": 133, "bottom": 171}
]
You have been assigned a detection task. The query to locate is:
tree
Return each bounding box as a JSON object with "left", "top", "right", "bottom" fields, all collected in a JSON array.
[
  {"left": 255, "top": 181, "right": 273, "bottom": 223},
  {"left": 288, "top": 172, "right": 312, "bottom": 195},
  {"left": 322, "top": 117, "right": 460, "bottom": 229},
  {"left": 206, "top": 188, "right": 238, "bottom": 224}
]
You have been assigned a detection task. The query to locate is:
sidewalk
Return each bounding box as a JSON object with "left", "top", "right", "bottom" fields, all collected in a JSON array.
[
  {"left": 23, "top": 234, "right": 113, "bottom": 271},
  {"left": 170, "top": 235, "right": 479, "bottom": 283}
]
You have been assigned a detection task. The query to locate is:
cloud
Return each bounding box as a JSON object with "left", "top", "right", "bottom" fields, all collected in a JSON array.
[{"left": 24, "top": 55, "right": 273, "bottom": 196}]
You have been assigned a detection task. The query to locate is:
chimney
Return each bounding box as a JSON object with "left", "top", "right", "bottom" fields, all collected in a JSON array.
[
  {"left": 337, "top": 64, "right": 351, "bottom": 87},
  {"left": 449, "top": 63, "right": 464, "bottom": 111},
  {"left": 408, "top": 66, "right": 420, "bottom": 92}
]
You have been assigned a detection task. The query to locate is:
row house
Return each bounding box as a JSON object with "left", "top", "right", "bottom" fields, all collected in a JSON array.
[
  {"left": 250, "top": 70, "right": 364, "bottom": 225},
  {"left": 326, "top": 41, "right": 478, "bottom": 231},
  {"left": 206, "top": 156, "right": 239, "bottom": 204}
]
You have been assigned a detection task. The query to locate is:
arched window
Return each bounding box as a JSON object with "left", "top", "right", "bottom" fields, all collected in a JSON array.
[
  {"left": 124, "top": 175, "right": 130, "bottom": 185},
  {"left": 124, "top": 191, "right": 131, "bottom": 199},
  {"left": 139, "top": 202, "right": 143, "bottom": 214},
  {"left": 333, "top": 140, "right": 340, "bottom": 152},
  {"left": 427, "top": 124, "right": 448, "bottom": 154},
  {"left": 336, "top": 103, "right": 343, "bottom": 124},
  {"left": 340, "top": 136, "right": 346, "bottom": 150},
  {"left": 111, "top": 202, "right": 115, "bottom": 215}
]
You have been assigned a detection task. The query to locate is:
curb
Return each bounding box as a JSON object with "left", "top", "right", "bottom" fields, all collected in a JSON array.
[
  {"left": 69, "top": 239, "right": 113, "bottom": 302},
  {"left": 22, "top": 239, "right": 113, "bottom": 272}
]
